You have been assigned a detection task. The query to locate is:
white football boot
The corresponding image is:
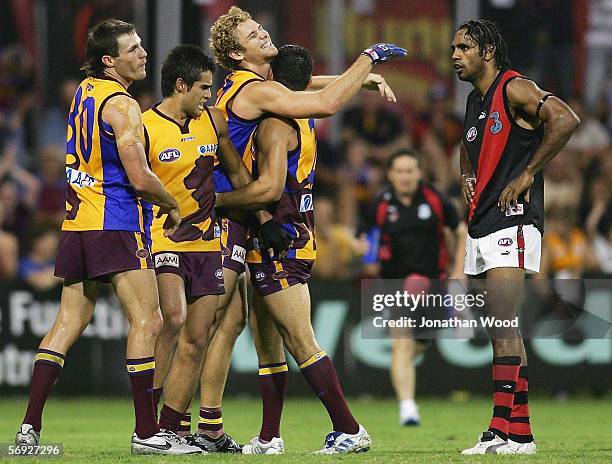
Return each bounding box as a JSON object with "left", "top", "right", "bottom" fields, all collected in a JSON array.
[
  {"left": 313, "top": 424, "right": 371, "bottom": 454},
  {"left": 461, "top": 431, "right": 507, "bottom": 454},
  {"left": 131, "top": 429, "right": 203, "bottom": 455},
  {"left": 496, "top": 439, "right": 537, "bottom": 454},
  {"left": 15, "top": 424, "right": 40, "bottom": 446},
  {"left": 241, "top": 436, "right": 285, "bottom": 454}
]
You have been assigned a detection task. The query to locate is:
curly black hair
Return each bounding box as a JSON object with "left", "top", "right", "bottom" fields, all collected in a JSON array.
[{"left": 458, "top": 19, "right": 511, "bottom": 71}]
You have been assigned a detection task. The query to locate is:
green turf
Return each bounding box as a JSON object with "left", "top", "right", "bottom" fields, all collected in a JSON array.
[{"left": 1, "top": 396, "right": 611, "bottom": 463}]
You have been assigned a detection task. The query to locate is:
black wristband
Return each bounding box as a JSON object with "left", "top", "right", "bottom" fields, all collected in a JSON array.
[{"left": 535, "top": 94, "right": 554, "bottom": 119}]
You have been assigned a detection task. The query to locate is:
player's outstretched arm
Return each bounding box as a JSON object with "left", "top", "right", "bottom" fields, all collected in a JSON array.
[
  {"left": 216, "top": 117, "right": 291, "bottom": 210},
  {"left": 245, "top": 43, "right": 406, "bottom": 119},
  {"left": 104, "top": 95, "right": 180, "bottom": 236},
  {"left": 498, "top": 79, "right": 580, "bottom": 212},
  {"left": 210, "top": 107, "right": 252, "bottom": 189},
  {"left": 309, "top": 73, "right": 396, "bottom": 102}
]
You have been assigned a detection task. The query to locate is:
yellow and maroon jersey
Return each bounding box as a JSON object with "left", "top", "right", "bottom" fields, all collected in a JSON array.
[
  {"left": 247, "top": 117, "right": 317, "bottom": 263},
  {"left": 213, "top": 69, "right": 266, "bottom": 192},
  {"left": 142, "top": 105, "right": 220, "bottom": 253},
  {"left": 62, "top": 77, "right": 146, "bottom": 232}
]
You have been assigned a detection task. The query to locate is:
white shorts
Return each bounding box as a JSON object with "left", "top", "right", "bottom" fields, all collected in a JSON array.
[{"left": 464, "top": 224, "right": 541, "bottom": 275}]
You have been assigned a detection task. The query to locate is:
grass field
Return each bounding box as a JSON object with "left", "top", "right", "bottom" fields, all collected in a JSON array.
[{"left": 1, "top": 396, "right": 611, "bottom": 463}]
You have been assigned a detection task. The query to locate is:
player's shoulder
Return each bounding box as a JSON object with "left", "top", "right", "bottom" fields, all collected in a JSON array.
[{"left": 259, "top": 114, "right": 297, "bottom": 132}]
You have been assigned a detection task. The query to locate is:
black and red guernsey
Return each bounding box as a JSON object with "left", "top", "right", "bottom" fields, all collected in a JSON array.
[{"left": 463, "top": 69, "right": 544, "bottom": 238}]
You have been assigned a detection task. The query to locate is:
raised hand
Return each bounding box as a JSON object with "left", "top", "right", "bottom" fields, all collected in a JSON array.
[{"left": 362, "top": 43, "right": 408, "bottom": 64}]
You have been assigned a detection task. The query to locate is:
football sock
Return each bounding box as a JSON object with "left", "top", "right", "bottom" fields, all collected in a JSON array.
[
  {"left": 509, "top": 366, "right": 534, "bottom": 443},
  {"left": 299, "top": 351, "right": 359, "bottom": 435},
  {"left": 126, "top": 357, "right": 158, "bottom": 439},
  {"left": 159, "top": 403, "right": 183, "bottom": 433},
  {"left": 178, "top": 412, "right": 191, "bottom": 437},
  {"left": 488, "top": 356, "right": 521, "bottom": 440},
  {"left": 23, "top": 349, "right": 65, "bottom": 432},
  {"left": 198, "top": 407, "right": 223, "bottom": 438},
  {"left": 258, "top": 361, "right": 288, "bottom": 442},
  {"left": 152, "top": 387, "right": 163, "bottom": 420}
]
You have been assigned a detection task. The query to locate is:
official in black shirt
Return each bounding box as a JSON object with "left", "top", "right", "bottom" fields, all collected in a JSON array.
[{"left": 361, "top": 149, "right": 466, "bottom": 426}]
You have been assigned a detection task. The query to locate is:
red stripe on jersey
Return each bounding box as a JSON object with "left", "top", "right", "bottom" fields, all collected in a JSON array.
[
  {"left": 468, "top": 71, "right": 520, "bottom": 222},
  {"left": 421, "top": 185, "right": 449, "bottom": 271},
  {"left": 517, "top": 225, "right": 525, "bottom": 268},
  {"left": 375, "top": 200, "right": 389, "bottom": 227}
]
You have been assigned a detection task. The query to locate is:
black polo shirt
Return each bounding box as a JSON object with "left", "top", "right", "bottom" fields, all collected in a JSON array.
[{"left": 362, "top": 183, "right": 460, "bottom": 279}]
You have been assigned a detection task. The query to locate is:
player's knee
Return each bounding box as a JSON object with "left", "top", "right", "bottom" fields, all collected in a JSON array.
[
  {"left": 162, "top": 309, "right": 186, "bottom": 334},
  {"left": 224, "top": 313, "right": 247, "bottom": 341},
  {"left": 179, "top": 336, "right": 207, "bottom": 361},
  {"left": 130, "top": 308, "right": 163, "bottom": 338}
]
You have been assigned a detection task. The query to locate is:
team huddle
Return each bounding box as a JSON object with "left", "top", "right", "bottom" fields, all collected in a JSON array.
[{"left": 14, "top": 5, "right": 579, "bottom": 457}]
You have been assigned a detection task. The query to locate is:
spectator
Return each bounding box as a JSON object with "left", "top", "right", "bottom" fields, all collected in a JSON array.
[
  {"left": 19, "top": 227, "right": 61, "bottom": 291},
  {"left": 312, "top": 196, "right": 367, "bottom": 280},
  {"left": 543, "top": 149, "right": 583, "bottom": 213},
  {"left": 36, "top": 145, "right": 66, "bottom": 226},
  {"left": 38, "top": 78, "right": 79, "bottom": 148},
  {"left": 0, "top": 201, "right": 18, "bottom": 280}
]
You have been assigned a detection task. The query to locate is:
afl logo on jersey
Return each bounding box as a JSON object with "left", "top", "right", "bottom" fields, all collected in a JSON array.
[
  {"left": 417, "top": 204, "right": 432, "bottom": 220},
  {"left": 489, "top": 111, "right": 503, "bottom": 134},
  {"left": 159, "top": 148, "right": 181, "bottom": 162},
  {"left": 255, "top": 271, "right": 266, "bottom": 282},
  {"left": 498, "top": 237, "right": 513, "bottom": 247},
  {"left": 466, "top": 126, "right": 477, "bottom": 142}
]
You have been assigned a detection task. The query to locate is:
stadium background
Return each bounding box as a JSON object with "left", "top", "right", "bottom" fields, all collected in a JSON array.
[{"left": 0, "top": 0, "right": 610, "bottom": 400}]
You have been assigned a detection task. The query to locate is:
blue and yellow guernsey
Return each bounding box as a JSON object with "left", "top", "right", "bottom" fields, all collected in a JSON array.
[
  {"left": 62, "top": 77, "right": 145, "bottom": 232},
  {"left": 247, "top": 117, "right": 318, "bottom": 263},
  {"left": 213, "top": 69, "right": 266, "bottom": 192}
]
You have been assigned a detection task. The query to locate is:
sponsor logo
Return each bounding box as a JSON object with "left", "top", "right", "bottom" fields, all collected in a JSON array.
[
  {"left": 66, "top": 167, "right": 96, "bottom": 188},
  {"left": 135, "top": 248, "right": 149, "bottom": 259},
  {"left": 466, "top": 126, "right": 477, "bottom": 142},
  {"left": 231, "top": 245, "right": 246, "bottom": 264},
  {"left": 155, "top": 253, "right": 179, "bottom": 268},
  {"left": 214, "top": 223, "right": 221, "bottom": 238},
  {"left": 159, "top": 148, "right": 181, "bottom": 163},
  {"left": 198, "top": 144, "right": 218, "bottom": 155},
  {"left": 501, "top": 384, "right": 512, "bottom": 390},
  {"left": 489, "top": 111, "right": 503, "bottom": 134},
  {"left": 181, "top": 136, "right": 195, "bottom": 142},
  {"left": 299, "top": 193, "right": 314, "bottom": 212},
  {"left": 501, "top": 251, "right": 510, "bottom": 256},
  {"left": 387, "top": 205, "right": 399, "bottom": 223},
  {"left": 221, "top": 245, "right": 231, "bottom": 257},
  {"left": 272, "top": 270, "right": 289, "bottom": 280},
  {"left": 417, "top": 203, "right": 432, "bottom": 220},
  {"left": 215, "top": 268, "right": 224, "bottom": 279},
  {"left": 505, "top": 203, "right": 524, "bottom": 217},
  {"left": 255, "top": 271, "right": 266, "bottom": 281},
  {"left": 479, "top": 111, "right": 487, "bottom": 120},
  {"left": 498, "top": 237, "right": 513, "bottom": 247},
  {"left": 128, "top": 366, "right": 136, "bottom": 372}
]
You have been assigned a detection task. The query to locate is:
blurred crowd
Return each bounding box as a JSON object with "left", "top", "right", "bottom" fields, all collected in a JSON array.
[{"left": 0, "top": 2, "right": 610, "bottom": 291}]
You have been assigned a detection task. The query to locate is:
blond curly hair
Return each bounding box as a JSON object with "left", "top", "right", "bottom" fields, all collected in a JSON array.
[{"left": 210, "top": 6, "right": 251, "bottom": 70}]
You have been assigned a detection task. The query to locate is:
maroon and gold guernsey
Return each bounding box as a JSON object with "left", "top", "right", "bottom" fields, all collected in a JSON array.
[
  {"left": 142, "top": 105, "right": 220, "bottom": 253},
  {"left": 247, "top": 117, "right": 317, "bottom": 263}
]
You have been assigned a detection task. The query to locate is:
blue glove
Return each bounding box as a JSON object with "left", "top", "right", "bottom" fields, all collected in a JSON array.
[{"left": 362, "top": 43, "right": 407, "bottom": 64}]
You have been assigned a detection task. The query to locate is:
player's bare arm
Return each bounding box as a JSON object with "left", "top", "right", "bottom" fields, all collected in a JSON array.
[
  {"left": 235, "top": 44, "right": 406, "bottom": 120},
  {"left": 104, "top": 95, "right": 180, "bottom": 236},
  {"left": 308, "top": 73, "right": 396, "bottom": 101},
  {"left": 498, "top": 78, "right": 580, "bottom": 212},
  {"left": 216, "top": 117, "right": 293, "bottom": 210},
  {"left": 210, "top": 107, "right": 252, "bottom": 189},
  {"left": 459, "top": 142, "right": 476, "bottom": 206}
]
